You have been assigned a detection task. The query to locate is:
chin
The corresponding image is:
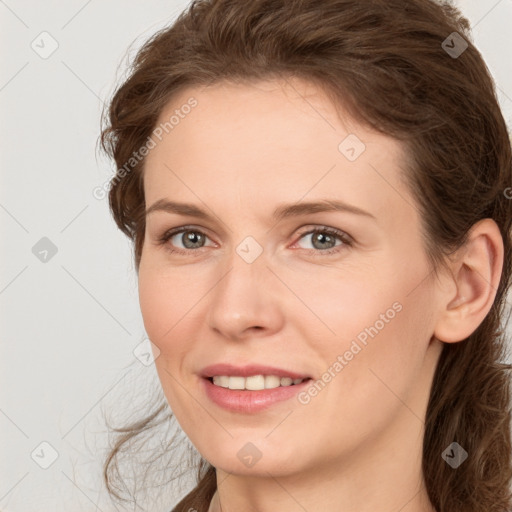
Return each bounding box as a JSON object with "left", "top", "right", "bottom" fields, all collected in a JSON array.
[{"left": 203, "top": 440, "right": 307, "bottom": 478}]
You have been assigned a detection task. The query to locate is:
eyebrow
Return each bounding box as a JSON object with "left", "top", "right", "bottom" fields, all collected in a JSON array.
[{"left": 145, "top": 198, "right": 376, "bottom": 222}]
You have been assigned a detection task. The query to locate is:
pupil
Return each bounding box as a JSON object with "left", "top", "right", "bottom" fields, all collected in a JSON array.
[
  {"left": 314, "top": 233, "right": 334, "bottom": 250},
  {"left": 184, "top": 231, "right": 203, "bottom": 248}
]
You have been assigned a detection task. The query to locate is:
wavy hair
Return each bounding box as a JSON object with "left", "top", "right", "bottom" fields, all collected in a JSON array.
[{"left": 99, "top": 0, "right": 512, "bottom": 510}]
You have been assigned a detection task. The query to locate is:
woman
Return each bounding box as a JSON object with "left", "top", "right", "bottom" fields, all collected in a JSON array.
[{"left": 99, "top": 0, "right": 512, "bottom": 511}]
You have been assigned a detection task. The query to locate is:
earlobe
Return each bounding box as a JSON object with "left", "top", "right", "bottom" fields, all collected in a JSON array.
[{"left": 433, "top": 218, "right": 504, "bottom": 344}]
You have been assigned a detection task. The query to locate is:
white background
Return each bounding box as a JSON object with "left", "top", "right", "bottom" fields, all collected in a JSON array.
[{"left": 1, "top": 1, "right": 511, "bottom": 511}]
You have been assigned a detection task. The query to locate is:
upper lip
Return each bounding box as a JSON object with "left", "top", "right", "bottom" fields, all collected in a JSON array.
[{"left": 200, "top": 363, "right": 312, "bottom": 380}]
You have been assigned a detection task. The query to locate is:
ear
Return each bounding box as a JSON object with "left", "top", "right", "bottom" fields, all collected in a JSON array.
[{"left": 433, "top": 218, "right": 504, "bottom": 343}]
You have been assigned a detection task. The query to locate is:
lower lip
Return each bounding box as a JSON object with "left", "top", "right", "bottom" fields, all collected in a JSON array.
[{"left": 201, "top": 377, "right": 313, "bottom": 413}]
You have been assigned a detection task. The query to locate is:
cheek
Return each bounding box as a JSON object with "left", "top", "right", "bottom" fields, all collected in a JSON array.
[
  {"left": 300, "top": 259, "right": 434, "bottom": 391},
  {"left": 300, "top": 296, "right": 434, "bottom": 456},
  {"left": 137, "top": 264, "right": 193, "bottom": 351},
  {"left": 138, "top": 273, "right": 167, "bottom": 342},
  {"left": 137, "top": 266, "right": 198, "bottom": 414},
  {"left": 285, "top": 264, "right": 400, "bottom": 349},
  {"left": 329, "top": 283, "right": 434, "bottom": 420}
]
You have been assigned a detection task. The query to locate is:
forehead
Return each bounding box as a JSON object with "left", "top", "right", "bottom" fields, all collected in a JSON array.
[{"left": 143, "top": 78, "right": 414, "bottom": 227}]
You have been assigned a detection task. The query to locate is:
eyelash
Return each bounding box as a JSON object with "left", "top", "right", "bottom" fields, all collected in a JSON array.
[{"left": 156, "top": 225, "right": 353, "bottom": 257}]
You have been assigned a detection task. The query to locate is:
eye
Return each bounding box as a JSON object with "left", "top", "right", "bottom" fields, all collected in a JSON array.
[
  {"left": 293, "top": 227, "right": 353, "bottom": 256},
  {"left": 156, "top": 225, "right": 353, "bottom": 257},
  {"left": 157, "top": 226, "right": 215, "bottom": 255}
]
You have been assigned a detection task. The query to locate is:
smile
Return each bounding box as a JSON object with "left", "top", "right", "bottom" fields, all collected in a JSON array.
[
  {"left": 210, "top": 375, "right": 307, "bottom": 390},
  {"left": 202, "top": 376, "right": 313, "bottom": 413}
]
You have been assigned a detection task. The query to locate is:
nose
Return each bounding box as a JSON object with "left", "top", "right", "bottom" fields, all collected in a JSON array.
[{"left": 207, "top": 250, "right": 285, "bottom": 341}]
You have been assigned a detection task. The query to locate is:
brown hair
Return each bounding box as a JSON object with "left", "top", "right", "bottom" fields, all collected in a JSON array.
[{"left": 99, "top": 0, "right": 512, "bottom": 510}]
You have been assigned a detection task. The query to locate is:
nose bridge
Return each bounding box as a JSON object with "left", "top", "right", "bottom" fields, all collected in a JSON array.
[
  {"left": 207, "top": 242, "right": 282, "bottom": 338},
  {"left": 217, "top": 230, "right": 268, "bottom": 298}
]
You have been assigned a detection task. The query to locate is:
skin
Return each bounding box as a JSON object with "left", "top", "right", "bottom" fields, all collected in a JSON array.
[{"left": 138, "top": 77, "right": 503, "bottom": 512}]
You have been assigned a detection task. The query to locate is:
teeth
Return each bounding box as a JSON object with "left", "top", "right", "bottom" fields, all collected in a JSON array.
[{"left": 211, "top": 375, "right": 307, "bottom": 390}]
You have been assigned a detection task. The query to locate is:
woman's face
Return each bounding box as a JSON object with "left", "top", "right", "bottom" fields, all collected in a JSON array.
[{"left": 138, "top": 78, "right": 444, "bottom": 478}]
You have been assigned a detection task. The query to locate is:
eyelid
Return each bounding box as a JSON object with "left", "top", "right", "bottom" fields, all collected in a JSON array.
[
  {"left": 292, "top": 225, "right": 353, "bottom": 244},
  {"left": 289, "top": 226, "right": 353, "bottom": 255},
  {"left": 157, "top": 224, "right": 353, "bottom": 256},
  {"left": 157, "top": 225, "right": 217, "bottom": 250}
]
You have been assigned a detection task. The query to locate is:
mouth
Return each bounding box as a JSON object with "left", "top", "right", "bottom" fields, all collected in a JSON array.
[
  {"left": 201, "top": 374, "right": 314, "bottom": 413},
  {"left": 199, "top": 363, "right": 314, "bottom": 412},
  {"left": 200, "top": 363, "right": 313, "bottom": 381},
  {"left": 205, "top": 375, "right": 313, "bottom": 391}
]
